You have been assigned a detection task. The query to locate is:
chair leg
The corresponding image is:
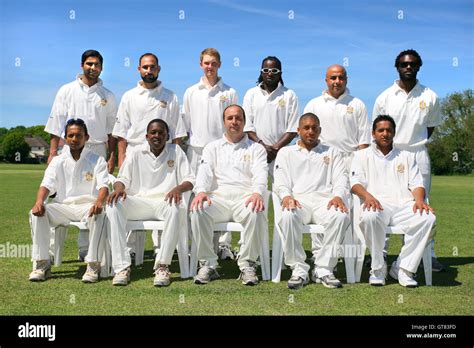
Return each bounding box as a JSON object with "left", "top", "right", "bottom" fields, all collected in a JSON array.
[
  {"left": 271, "top": 225, "right": 283, "bottom": 283},
  {"left": 343, "top": 225, "right": 356, "bottom": 284},
  {"left": 53, "top": 226, "right": 68, "bottom": 267},
  {"left": 177, "top": 226, "right": 190, "bottom": 279},
  {"left": 260, "top": 227, "right": 270, "bottom": 281},
  {"left": 135, "top": 231, "right": 145, "bottom": 266},
  {"left": 422, "top": 243, "right": 432, "bottom": 286},
  {"left": 189, "top": 237, "right": 198, "bottom": 277}
]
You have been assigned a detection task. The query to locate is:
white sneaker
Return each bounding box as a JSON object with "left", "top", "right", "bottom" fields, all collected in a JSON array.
[
  {"left": 113, "top": 267, "right": 131, "bottom": 286},
  {"left": 218, "top": 245, "right": 234, "bottom": 260},
  {"left": 389, "top": 260, "right": 399, "bottom": 280},
  {"left": 287, "top": 275, "right": 309, "bottom": 290},
  {"left": 369, "top": 263, "right": 387, "bottom": 286},
  {"left": 194, "top": 265, "right": 220, "bottom": 284},
  {"left": 397, "top": 268, "right": 418, "bottom": 288},
  {"left": 154, "top": 265, "right": 171, "bottom": 287},
  {"left": 239, "top": 263, "right": 259, "bottom": 286},
  {"left": 82, "top": 262, "right": 100, "bottom": 283},
  {"left": 29, "top": 260, "right": 51, "bottom": 281}
]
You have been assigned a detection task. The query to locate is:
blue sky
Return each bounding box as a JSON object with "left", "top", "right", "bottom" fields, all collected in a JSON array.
[{"left": 1, "top": 0, "right": 473, "bottom": 128}]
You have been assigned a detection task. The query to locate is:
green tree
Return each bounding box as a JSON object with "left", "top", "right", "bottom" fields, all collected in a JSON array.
[
  {"left": 428, "top": 89, "right": 474, "bottom": 175},
  {"left": 2, "top": 131, "right": 30, "bottom": 163}
]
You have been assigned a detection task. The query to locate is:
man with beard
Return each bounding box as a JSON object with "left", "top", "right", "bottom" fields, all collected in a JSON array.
[
  {"left": 44, "top": 49, "right": 118, "bottom": 261},
  {"left": 373, "top": 49, "right": 444, "bottom": 272},
  {"left": 182, "top": 48, "right": 238, "bottom": 260},
  {"left": 273, "top": 113, "right": 350, "bottom": 290},
  {"left": 107, "top": 119, "right": 195, "bottom": 286},
  {"left": 112, "top": 53, "right": 187, "bottom": 256}
]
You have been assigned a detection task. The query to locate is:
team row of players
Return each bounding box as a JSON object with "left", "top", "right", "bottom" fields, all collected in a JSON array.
[{"left": 30, "top": 109, "right": 435, "bottom": 289}]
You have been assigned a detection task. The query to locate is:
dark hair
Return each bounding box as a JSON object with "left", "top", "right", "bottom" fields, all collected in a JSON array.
[
  {"left": 147, "top": 118, "right": 169, "bottom": 135},
  {"left": 395, "top": 49, "right": 423, "bottom": 68},
  {"left": 257, "top": 56, "right": 284, "bottom": 86},
  {"left": 372, "top": 115, "right": 396, "bottom": 132},
  {"left": 139, "top": 53, "right": 159, "bottom": 66},
  {"left": 65, "top": 118, "right": 88, "bottom": 136},
  {"left": 223, "top": 104, "right": 246, "bottom": 122},
  {"left": 81, "top": 50, "right": 103, "bottom": 65},
  {"left": 299, "top": 112, "right": 320, "bottom": 125}
]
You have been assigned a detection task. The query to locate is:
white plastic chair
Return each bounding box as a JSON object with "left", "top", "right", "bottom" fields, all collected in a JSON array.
[
  {"left": 271, "top": 192, "right": 356, "bottom": 284},
  {"left": 352, "top": 195, "right": 432, "bottom": 286},
  {"left": 189, "top": 191, "right": 271, "bottom": 281}
]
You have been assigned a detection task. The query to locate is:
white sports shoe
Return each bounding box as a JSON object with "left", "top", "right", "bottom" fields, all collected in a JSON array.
[
  {"left": 154, "top": 265, "right": 171, "bottom": 287},
  {"left": 369, "top": 263, "right": 387, "bottom": 286},
  {"left": 29, "top": 260, "right": 51, "bottom": 281},
  {"left": 113, "top": 267, "right": 131, "bottom": 286},
  {"left": 397, "top": 268, "right": 418, "bottom": 288},
  {"left": 82, "top": 262, "right": 101, "bottom": 283},
  {"left": 218, "top": 245, "right": 235, "bottom": 260},
  {"left": 239, "top": 264, "right": 259, "bottom": 286}
]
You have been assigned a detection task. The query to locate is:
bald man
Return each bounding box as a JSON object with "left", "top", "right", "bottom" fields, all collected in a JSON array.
[{"left": 304, "top": 64, "right": 370, "bottom": 261}]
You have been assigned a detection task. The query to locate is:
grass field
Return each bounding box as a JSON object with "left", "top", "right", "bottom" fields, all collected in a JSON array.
[{"left": 0, "top": 163, "right": 472, "bottom": 315}]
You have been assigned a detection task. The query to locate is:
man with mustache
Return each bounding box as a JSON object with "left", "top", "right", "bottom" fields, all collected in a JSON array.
[
  {"left": 373, "top": 49, "right": 444, "bottom": 272},
  {"left": 44, "top": 49, "right": 118, "bottom": 262},
  {"left": 113, "top": 52, "right": 187, "bottom": 256}
]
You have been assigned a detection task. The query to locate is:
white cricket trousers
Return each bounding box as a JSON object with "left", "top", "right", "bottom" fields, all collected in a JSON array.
[
  {"left": 359, "top": 200, "right": 436, "bottom": 273},
  {"left": 31, "top": 202, "right": 107, "bottom": 262},
  {"left": 107, "top": 196, "right": 187, "bottom": 274},
  {"left": 278, "top": 194, "right": 350, "bottom": 279},
  {"left": 190, "top": 190, "right": 268, "bottom": 270}
]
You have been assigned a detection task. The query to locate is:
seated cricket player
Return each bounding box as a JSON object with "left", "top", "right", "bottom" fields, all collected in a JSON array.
[
  {"left": 29, "top": 118, "right": 109, "bottom": 282},
  {"left": 351, "top": 115, "right": 436, "bottom": 287},
  {"left": 190, "top": 104, "right": 268, "bottom": 286},
  {"left": 106, "top": 119, "right": 195, "bottom": 287},
  {"left": 273, "top": 113, "right": 351, "bottom": 290}
]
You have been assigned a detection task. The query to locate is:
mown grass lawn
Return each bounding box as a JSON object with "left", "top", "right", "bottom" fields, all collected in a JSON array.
[{"left": 0, "top": 163, "right": 472, "bottom": 315}]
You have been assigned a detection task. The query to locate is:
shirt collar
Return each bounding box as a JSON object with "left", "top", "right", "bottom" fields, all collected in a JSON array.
[
  {"left": 393, "top": 80, "right": 421, "bottom": 95},
  {"left": 371, "top": 142, "right": 396, "bottom": 159},
  {"left": 76, "top": 74, "right": 103, "bottom": 91},
  {"left": 220, "top": 133, "right": 248, "bottom": 148},
  {"left": 141, "top": 142, "right": 169, "bottom": 159},
  {"left": 258, "top": 82, "right": 284, "bottom": 96},
  {"left": 296, "top": 139, "right": 323, "bottom": 153},
  {"left": 136, "top": 80, "right": 163, "bottom": 95},
  {"left": 322, "top": 88, "right": 350, "bottom": 101},
  {"left": 64, "top": 145, "right": 90, "bottom": 162},
  {"left": 198, "top": 77, "right": 224, "bottom": 91}
]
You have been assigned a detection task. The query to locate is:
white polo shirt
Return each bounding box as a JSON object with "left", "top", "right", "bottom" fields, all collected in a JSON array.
[
  {"left": 112, "top": 81, "right": 186, "bottom": 145},
  {"left": 41, "top": 147, "right": 109, "bottom": 204},
  {"left": 243, "top": 82, "right": 299, "bottom": 145},
  {"left": 350, "top": 144, "right": 424, "bottom": 205},
  {"left": 45, "top": 75, "right": 117, "bottom": 144},
  {"left": 303, "top": 89, "right": 371, "bottom": 154},
  {"left": 372, "top": 81, "right": 442, "bottom": 149},
  {"left": 116, "top": 143, "right": 195, "bottom": 199},
  {"left": 194, "top": 134, "right": 268, "bottom": 196},
  {"left": 182, "top": 77, "right": 238, "bottom": 148},
  {"left": 274, "top": 141, "right": 349, "bottom": 200}
]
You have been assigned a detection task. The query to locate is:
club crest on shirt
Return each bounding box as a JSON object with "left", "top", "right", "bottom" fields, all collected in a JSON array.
[
  {"left": 397, "top": 164, "right": 405, "bottom": 173},
  {"left": 100, "top": 99, "right": 107, "bottom": 106},
  {"left": 220, "top": 95, "right": 228, "bottom": 103},
  {"left": 167, "top": 160, "right": 175, "bottom": 168},
  {"left": 323, "top": 156, "right": 330, "bottom": 165},
  {"left": 419, "top": 101, "right": 426, "bottom": 110},
  {"left": 84, "top": 172, "right": 93, "bottom": 181},
  {"left": 278, "top": 98, "right": 286, "bottom": 107},
  {"left": 159, "top": 100, "right": 168, "bottom": 108},
  {"left": 242, "top": 154, "right": 252, "bottom": 162},
  {"left": 346, "top": 106, "right": 354, "bottom": 114}
]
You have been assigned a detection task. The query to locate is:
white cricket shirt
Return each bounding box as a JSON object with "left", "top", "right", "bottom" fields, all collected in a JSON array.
[
  {"left": 350, "top": 144, "right": 425, "bottom": 205},
  {"left": 243, "top": 82, "right": 299, "bottom": 145},
  {"left": 194, "top": 134, "right": 268, "bottom": 195},
  {"left": 116, "top": 143, "right": 195, "bottom": 199},
  {"left": 182, "top": 77, "right": 238, "bottom": 147},
  {"left": 45, "top": 75, "right": 118, "bottom": 144},
  {"left": 41, "top": 147, "right": 109, "bottom": 204},
  {"left": 273, "top": 141, "right": 349, "bottom": 200},
  {"left": 112, "top": 81, "right": 186, "bottom": 145},
  {"left": 303, "top": 89, "right": 371, "bottom": 154},
  {"left": 372, "top": 81, "right": 442, "bottom": 149}
]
